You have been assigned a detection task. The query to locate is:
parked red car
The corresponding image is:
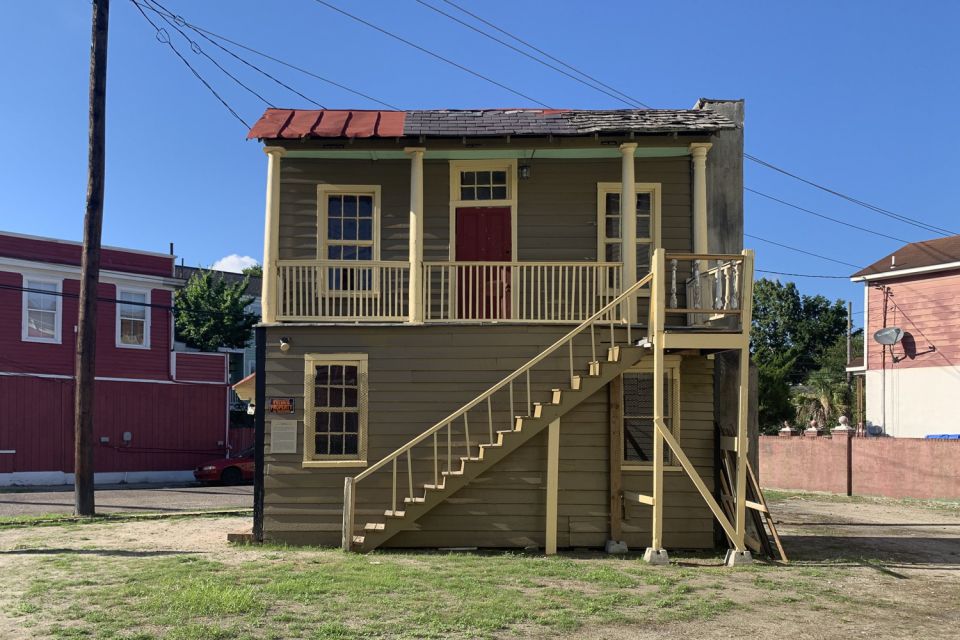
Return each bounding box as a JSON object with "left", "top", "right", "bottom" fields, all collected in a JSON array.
[{"left": 194, "top": 447, "right": 254, "bottom": 485}]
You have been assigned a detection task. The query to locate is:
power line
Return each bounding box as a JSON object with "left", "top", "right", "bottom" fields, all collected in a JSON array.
[
  {"left": 311, "top": 0, "right": 552, "bottom": 108},
  {"left": 136, "top": 1, "right": 273, "bottom": 108},
  {"left": 745, "top": 234, "right": 863, "bottom": 269},
  {"left": 130, "top": 0, "right": 249, "bottom": 129},
  {"left": 745, "top": 188, "right": 911, "bottom": 244},
  {"left": 436, "top": 0, "right": 652, "bottom": 109},
  {"left": 142, "top": 0, "right": 325, "bottom": 109},
  {"left": 756, "top": 270, "right": 850, "bottom": 280},
  {"left": 413, "top": 0, "right": 638, "bottom": 109},
  {"left": 744, "top": 153, "right": 956, "bottom": 237},
  {"left": 427, "top": 1, "right": 951, "bottom": 241}
]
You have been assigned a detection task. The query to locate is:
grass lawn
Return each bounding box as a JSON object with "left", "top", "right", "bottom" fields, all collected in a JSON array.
[{"left": 2, "top": 531, "right": 856, "bottom": 640}]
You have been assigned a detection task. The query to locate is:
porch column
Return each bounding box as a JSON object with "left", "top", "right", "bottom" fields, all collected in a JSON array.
[
  {"left": 406, "top": 147, "right": 425, "bottom": 323},
  {"left": 620, "top": 143, "right": 638, "bottom": 323},
  {"left": 545, "top": 418, "right": 560, "bottom": 555},
  {"left": 689, "top": 143, "right": 713, "bottom": 255},
  {"left": 260, "top": 146, "right": 286, "bottom": 324}
]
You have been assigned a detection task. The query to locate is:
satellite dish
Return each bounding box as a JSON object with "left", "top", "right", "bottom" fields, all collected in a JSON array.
[{"left": 873, "top": 326, "right": 904, "bottom": 345}]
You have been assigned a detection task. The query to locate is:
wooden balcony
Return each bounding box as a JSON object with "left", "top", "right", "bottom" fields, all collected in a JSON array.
[{"left": 274, "top": 252, "right": 751, "bottom": 331}]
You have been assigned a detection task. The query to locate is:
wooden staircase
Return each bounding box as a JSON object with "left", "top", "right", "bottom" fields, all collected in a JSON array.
[{"left": 352, "top": 343, "right": 648, "bottom": 551}]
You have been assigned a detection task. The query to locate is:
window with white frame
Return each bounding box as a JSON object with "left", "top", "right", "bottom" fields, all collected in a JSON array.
[
  {"left": 116, "top": 288, "right": 150, "bottom": 348},
  {"left": 621, "top": 362, "right": 680, "bottom": 467},
  {"left": 303, "top": 354, "right": 368, "bottom": 464},
  {"left": 319, "top": 186, "right": 379, "bottom": 291},
  {"left": 597, "top": 183, "right": 660, "bottom": 283},
  {"left": 22, "top": 278, "right": 61, "bottom": 343}
]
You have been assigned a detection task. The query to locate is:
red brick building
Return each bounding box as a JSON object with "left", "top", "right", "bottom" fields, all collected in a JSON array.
[{"left": 0, "top": 231, "right": 232, "bottom": 485}]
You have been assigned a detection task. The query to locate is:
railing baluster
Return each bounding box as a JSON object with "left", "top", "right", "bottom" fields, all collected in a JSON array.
[
  {"left": 508, "top": 379, "right": 514, "bottom": 423},
  {"left": 568, "top": 339, "right": 574, "bottom": 384},
  {"left": 407, "top": 450, "right": 414, "bottom": 501},
  {"left": 526, "top": 369, "right": 532, "bottom": 418},
  {"left": 463, "top": 413, "right": 471, "bottom": 457},
  {"left": 714, "top": 260, "right": 723, "bottom": 310},
  {"left": 670, "top": 259, "right": 678, "bottom": 308},
  {"left": 590, "top": 323, "right": 597, "bottom": 362},
  {"left": 392, "top": 457, "right": 397, "bottom": 515},
  {"left": 731, "top": 261, "right": 740, "bottom": 310},
  {"left": 487, "top": 396, "right": 493, "bottom": 443},
  {"left": 447, "top": 421, "right": 452, "bottom": 473},
  {"left": 724, "top": 262, "right": 732, "bottom": 310},
  {"left": 433, "top": 431, "right": 438, "bottom": 487}
]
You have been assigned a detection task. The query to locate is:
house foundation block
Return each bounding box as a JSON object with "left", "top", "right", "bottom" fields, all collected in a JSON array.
[
  {"left": 642, "top": 548, "right": 669, "bottom": 565},
  {"left": 605, "top": 540, "right": 628, "bottom": 555},
  {"left": 724, "top": 549, "right": 753, "bottom": 566}
]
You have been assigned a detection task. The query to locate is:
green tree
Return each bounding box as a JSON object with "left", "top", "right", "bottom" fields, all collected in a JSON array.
[
  {"left": 751, "top": 278, "right": 849, "bottom": 432},
  {"left": 242, "top": 263, "right": 263, "bottom": 278},
  {"left": 175, "top": 270, "right": 258, "bottom": 352}
]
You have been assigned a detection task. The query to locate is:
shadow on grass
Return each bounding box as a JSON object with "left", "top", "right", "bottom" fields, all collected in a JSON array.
[
  {"left": 781, "top": 534, "right": 960, "bottom": 572},
  {"left": 0, "top": 548, "right": 198, "bottom": 558}
]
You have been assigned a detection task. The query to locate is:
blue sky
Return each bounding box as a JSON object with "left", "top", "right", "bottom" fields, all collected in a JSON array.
[{"left": 2, "top": 1, "right": 959, "bottom": 328}]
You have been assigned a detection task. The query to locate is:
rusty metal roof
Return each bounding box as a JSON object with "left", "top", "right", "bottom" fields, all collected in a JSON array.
[{"left": 247, "top": 108, "right": 736, "bottom": 140}]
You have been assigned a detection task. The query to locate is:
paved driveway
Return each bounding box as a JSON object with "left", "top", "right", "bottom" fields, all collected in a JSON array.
[{"left": 0, "top": 483, "right": 253, "bottom": 517}]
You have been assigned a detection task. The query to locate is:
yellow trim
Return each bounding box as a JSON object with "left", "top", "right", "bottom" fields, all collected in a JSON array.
[
  {"left": 596, "top": 181, "right": 662, "bottom": 298},
  {"left": 316, "top": 184, "right": 382, "bottom": 263},
  {"left": 261, "top": 146, "right": 285, "bottom": 324},
  {"left": 545, "top": 418, "right": 560, "bottom": 555},
  {"left": 303, "top": 353, "right": 369, "bottom": 466}
]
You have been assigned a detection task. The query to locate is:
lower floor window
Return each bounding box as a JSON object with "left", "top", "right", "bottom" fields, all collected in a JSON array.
[
  {"left": 304, "top": 354, "right": 368, "bottom": 462},
  {"left": 622, "top": 365, "right": 680, "bottom": 466}
]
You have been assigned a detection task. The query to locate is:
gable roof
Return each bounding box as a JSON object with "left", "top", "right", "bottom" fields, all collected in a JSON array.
[
  {"left": 851, "top": 234, "right": 960, "bottom": 279},
  {"left": 247, "top": 108, "right": 737, "bottom": 140}
]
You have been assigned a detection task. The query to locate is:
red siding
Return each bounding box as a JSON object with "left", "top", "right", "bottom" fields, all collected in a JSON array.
[
  {"left": 0, "top": 375, "right": 229, "bottom": 474},
  {"left": 174, "top": 352, "right": 228, "bottom": 383},
  {"left": 0, "top": 233, "right": 173, "bottom": 277},
  {"left": 866, "top": 269, "right": 960, "bottom": 370},
  {"left": 0, "top": 271, "right": 172, "bottom": 380}
]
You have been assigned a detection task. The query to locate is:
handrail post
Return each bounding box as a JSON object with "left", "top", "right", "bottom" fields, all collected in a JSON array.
[{"left": 341, "top": 476, "right": 355, "bottom": 551}]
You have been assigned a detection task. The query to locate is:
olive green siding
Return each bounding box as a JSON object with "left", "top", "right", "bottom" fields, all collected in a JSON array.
[
  {"left": 277, "top": 156, "right": 691, "bottom": 263},
  {"left": 262, "top": 325, "right": 715, "bottom": 549}
]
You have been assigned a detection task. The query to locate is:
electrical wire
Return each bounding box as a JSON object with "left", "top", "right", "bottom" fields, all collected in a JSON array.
[
  {"left": 130, "top": 0, "right": 250, "bottom": 128},
  {"left": 142, "top": 0, "right": 324, "bottom": 109},
  {"left": 756, "top": 270, "right": 851, "bottom": 280},
  {"left": 745, "top": 234, "right": 863, "bottom": 269},
  {"left": 311, "top": 0, "right": 553, "bottom": 108}
]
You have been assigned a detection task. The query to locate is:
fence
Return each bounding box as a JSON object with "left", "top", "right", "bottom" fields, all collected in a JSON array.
[{"left": 758, "top": 433, "right": 960, "bottom": 500}]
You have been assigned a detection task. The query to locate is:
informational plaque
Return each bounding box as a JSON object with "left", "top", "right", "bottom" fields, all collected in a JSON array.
[{"left": 270, "top": 420, "right": 298, "bottom": 454}]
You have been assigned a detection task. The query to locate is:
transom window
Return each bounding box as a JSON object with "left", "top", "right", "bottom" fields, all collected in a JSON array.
[
  {"left": 597, "top": 183, "right": 660, "bottom": 282},
  {"left": 319, "top": 186, "right": 380, "bottom": 291},
  {"left": 22, "top": 278, "right": 61, "bottom": 343},
  {"left": 117, "top": 288, "right": 149, "bottom": 348},
  {"left": 304, "top": 354, "right": 368, "bottom": 464},
  {"left": 459, "top": 170, "right": 508, "bottom": 201},
  {"left": 622, "top": 362, "right": 680, "bottom": 467}
]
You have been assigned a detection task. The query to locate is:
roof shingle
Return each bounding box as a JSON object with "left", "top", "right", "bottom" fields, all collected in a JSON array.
[{"left": 852, "top": 234, "right": 960, "bottom": 278}]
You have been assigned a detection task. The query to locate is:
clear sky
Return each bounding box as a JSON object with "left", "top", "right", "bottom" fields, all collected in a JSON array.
[{"left": 3, "top": 1, "right": 959, "bottom": 329}]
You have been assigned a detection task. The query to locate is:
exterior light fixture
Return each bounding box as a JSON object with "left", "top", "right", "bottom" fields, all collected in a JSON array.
[
  {"left": 279, "top": 337, "right": 291, "bottom": 352},
  {"left": 518, "top": 164, "right": 531, "bottom": 180}
]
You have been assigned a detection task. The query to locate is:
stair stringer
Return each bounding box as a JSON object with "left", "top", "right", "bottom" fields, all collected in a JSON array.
[{"left": 357, "top": 345, "right": 647, "bottom": 551}]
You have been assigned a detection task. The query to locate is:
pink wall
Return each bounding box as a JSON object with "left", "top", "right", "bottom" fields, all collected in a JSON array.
[
  {"left": 867, "top": 270, "right": 960, "bottom": 371},
  {"left": 759, "top": 435, "right": 960, "bottom": 500}
]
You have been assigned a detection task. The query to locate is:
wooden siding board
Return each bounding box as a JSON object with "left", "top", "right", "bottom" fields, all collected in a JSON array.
[{"left": 262, "top": 325, "right": 717, "bottom": 549}]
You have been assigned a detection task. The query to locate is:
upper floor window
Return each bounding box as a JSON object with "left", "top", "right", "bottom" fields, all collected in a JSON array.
[
  {"left": 22, "top": 278, "right": 62, "bottom": 344},
  {"left": 318, "top": 185, "right": 380, "bottom": 291},
  {"left": 117, "top": 288, "right": 150, "bottom": 348},
  {"left": 597, "top": 183, "right": 661, "bottom": 281}
]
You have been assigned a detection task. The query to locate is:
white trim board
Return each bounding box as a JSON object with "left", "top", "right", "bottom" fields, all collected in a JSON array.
[
  {"left": 852, "top": 262, "right": 960, "bottom": 282},
  {"left": 0, "top": 470, "right": 197, "bottom": 487}
]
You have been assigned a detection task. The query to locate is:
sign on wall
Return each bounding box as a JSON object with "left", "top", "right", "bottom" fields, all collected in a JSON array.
[
  {"left": 270, "top": 420, "right": 298, "bottom": 455},
  {"left": 269, "top": 397, "right": 295, "bottom": 414}
]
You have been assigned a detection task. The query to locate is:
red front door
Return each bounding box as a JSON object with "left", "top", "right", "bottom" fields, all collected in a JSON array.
[{"left": 455, "top": 207, "right": 512, "bottom": 319}]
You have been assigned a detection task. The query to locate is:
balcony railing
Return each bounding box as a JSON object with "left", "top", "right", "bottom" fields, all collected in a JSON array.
[
  {"left": 423, "top": 262, "right": 623, "bottom": 323},
  {"left": 277, "top": 260, "right": 410, "bottom": 321},
  {"left": 662, "top": 253, "right": 746, "bottom": 330}
]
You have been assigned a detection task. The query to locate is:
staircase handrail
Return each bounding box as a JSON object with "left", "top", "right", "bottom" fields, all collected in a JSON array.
[{"left": 353, "top": 271, "right": 653, "bottom": 484}]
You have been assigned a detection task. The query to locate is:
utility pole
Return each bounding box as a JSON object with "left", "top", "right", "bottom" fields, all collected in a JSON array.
[{"left": 75, "top": 0, "right": 110, "bottom": 516}]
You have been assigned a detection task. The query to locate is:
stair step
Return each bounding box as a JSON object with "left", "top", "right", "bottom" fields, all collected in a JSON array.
[
  {"left": 384, "top": 510, "right": 406, "bottom": 518},
  {"left": 422, "top": 484, "right": 444, "bottom": 491},
  {"left": 570, "top": 375, "right": 582, "bottom": 390},
  {"left": 403, "top": 496, "right": 426, "bottom": 504},
  {"left": 460, "top": 456, "right": 481, "bottom": 463},
  {"left": 551, "top": 388, "right": 562, "bottom": 404},
  {"left": 441, "top": 469, "right": 464, "bottom": 477},
  {"left": 607, "top": 346, "right": 620, "bottom": 362},
  {"left": 588, "top": 361, "right": 601, "bottom": 376},
  {"left": 364, "top": 522, "right": 386, "bottom": 532},
  {"left": 353, "top": 535, "right": 365, "bottom": 545},
  {"left": 532, "top": 403, "right": 544, "bottom": 418}
]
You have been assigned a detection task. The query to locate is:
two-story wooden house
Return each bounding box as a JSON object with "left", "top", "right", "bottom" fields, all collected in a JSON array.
[{"left": 246, "top": 101, "right": 757, "bottom": 564}]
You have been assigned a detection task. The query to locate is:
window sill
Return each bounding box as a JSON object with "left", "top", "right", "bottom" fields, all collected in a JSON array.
[
  {"left": 620, "top": 465, "right": 684, "bottom": 473},
  {"left": 116, "top": 343, "right": 151, "bottom": 350},
  {"left": 21, "top": 336, "right": 61, "bottom": 345},
  {"left": 302, "top": 459, "right": 368, "bottom": 469}
]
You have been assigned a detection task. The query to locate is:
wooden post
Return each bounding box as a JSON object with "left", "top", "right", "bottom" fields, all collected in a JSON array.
[
  {"left": 609, "top": 376, "right": 623, "bottom": 541},
  {"left": 545, "top": 419, "right": 560, "bottom": 555},
  {"left": 74, "top": 0, "right": 110, "bottom": 517},
  {"left": 619, "top": 143, "right": 638, "bottom": 324},
  {"left": 260, "top": 147, "right": 286, "bottom": 323},
  {"left": 406, "top": 147, "right": 425, "bottom": 323},
  {"left": 342, "top": 476, "right": 355, "bottom": 551},
  {"left": 734, "top": 250, "right": 755, "bottom": 552},
  {"left": 252, "top": 326, "right": 266, "bottom": 542}
]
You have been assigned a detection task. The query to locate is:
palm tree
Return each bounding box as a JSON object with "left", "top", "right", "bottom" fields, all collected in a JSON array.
[{"left": 792, "top": 369, "right": 850, "bottom": 428}]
